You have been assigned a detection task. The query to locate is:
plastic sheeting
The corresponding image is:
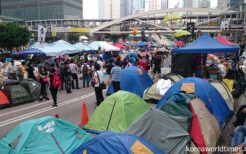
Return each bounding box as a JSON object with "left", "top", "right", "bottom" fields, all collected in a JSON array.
[{"left": 88, "top": 41, "right": 121, "bottom": 52}]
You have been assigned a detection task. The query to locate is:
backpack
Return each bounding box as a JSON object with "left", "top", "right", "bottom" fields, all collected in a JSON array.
[
  {"left": 53, "top": 73, "right": 61, "bottom": 88},
  {"left": 82, "top": 64, "right": 89, "bottom": 74}
]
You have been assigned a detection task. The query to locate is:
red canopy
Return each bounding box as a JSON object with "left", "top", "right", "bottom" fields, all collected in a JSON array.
[
  {"left": 114, "top": 43, "right": 126, "bottom": 50},
  {"left": 217, "top": 36, "right": 233, "bottom": 46}
]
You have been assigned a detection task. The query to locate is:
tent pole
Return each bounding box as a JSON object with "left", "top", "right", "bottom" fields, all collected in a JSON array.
[{"left": 106, "top": 100, "right": 117, "bottom": 130}]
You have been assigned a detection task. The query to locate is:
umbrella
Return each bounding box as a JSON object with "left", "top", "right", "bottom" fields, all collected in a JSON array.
[
  {"left": 136, "top": 41, "right": 147, "bottom": 47},
  {"left": 12, "top": 48, "right": 46, "bottom": 56},
  {"left": 175, "top": 41, "right": 184, "bottom": 47},
  {"left": 79, "top": 35, "right": 88, "bottom": 40},
  {"left": 174, "top": 30, "right": 191, "bottom": 37},
  {"left": 163, "top": 14, "right": 182, "bottom": 23}
]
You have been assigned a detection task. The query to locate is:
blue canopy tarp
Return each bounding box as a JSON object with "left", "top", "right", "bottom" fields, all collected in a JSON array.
[
  {"left": 136, "top": 41, "right": 147, "bottom": 47},
  {"left": 107, "top": 66, "right": 153, "bottom": 97},
  {"left": 12, "top": 48, "right": 46, "bottom": 56},
  {"left": 72, "top": 131, "right": 164, "bottom": 154},
  {"left": 156, "top": 77, "right": 232, "bottom": 127},
  {"left": 73, "top": 42, "right": 96, "bottom": 53},
  {"left": 172, "top": 34, "right": 239, "bottom": 54}
]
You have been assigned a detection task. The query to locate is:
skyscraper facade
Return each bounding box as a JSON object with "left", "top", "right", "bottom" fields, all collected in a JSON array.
[
  {"left": 145, "top": 0, "right": 158, "bottom": 11},
  {"left": 217, "top": 0, "right": 227, "bottom": 10},
  {"left": 101, "top": 0, "right": 133, "bottom": 19},
  {"left": 1, "top": 0, "right": 83, "bottom": 20},
  {"left": 183, "top": 0, "right": 193, "bottom": 8},
  {"left": 192, "top": 0, "right": 210, "bottom": 8}
]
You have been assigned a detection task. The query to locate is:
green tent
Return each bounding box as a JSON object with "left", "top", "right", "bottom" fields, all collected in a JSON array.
[
  {"left": 20, "top": 79, "right": 41, "bottom": 101},
  {"left": 0, "top": 116, "right": 91, "bottom": 154},
  {"left": 85, "top": 91, "right": 150, "bottom": 132},
  {"left": 3, "top": 84, "right": 32, "bottom": 104}
]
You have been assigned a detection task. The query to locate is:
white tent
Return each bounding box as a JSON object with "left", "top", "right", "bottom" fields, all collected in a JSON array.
[
  {"left": 88, "top": 41, "right": 121, "bottom": 52},
  {"left": 29, "top": 40, "right": 78, "bottom": 56}
]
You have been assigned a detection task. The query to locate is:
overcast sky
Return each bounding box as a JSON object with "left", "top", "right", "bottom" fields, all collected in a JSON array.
[{"left": 83, "top": 0, "right": 218, "bottom": 19}]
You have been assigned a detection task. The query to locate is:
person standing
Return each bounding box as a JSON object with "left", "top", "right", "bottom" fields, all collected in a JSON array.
[
  {"left": 81, "top": 61, "right": 91, "bottom": 88},
  {"left": 49, "top": 68, "right": 60, "bottom": 107},
  {"left": 152, "top": 52, "right": 162, "bottom": 80},
  {"left": 69, "top": 59, "right": 80, "bottom": 89},
  {"left": 109, "top": 61, "right": 122, "bottom": 92},
  {"left": 92, "top": 64, "right": 104, "bottom": 106},
  {"left": 64, "top": 62, "right": 72, "bottom": 93},
  {"left": 37, "top": 66, "right": 49, "bottom": 101},
  {"left": 8, "top": 61, "right": 17, "bottom": 80}
]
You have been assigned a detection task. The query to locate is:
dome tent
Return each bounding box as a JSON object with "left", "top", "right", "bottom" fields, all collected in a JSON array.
[
  {"left": 0, "top": 116, "right": 91, "bottom": 154},
  {"left": 72, "top": 131, "right": 163, "bottom": 154},
  {"left": 85, "top": 91, "right": 149, "bottom": 132},
  {"left": 107, "top": 66, "right": 153, "bottom": 97},
  {"left": 156, "top": 77, "right": 232, "bottom": 127}
]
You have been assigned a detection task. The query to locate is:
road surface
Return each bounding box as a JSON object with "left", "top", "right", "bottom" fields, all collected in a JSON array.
[{"left": 0, "top": 87, "right": 98, "bottom": 138}]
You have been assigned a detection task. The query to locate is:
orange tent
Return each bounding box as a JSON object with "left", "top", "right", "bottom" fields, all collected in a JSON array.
[{"left": 0, "top": 90, "right": 10, "bottom": 106}]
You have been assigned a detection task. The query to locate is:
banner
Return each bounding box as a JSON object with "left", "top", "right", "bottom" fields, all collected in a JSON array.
[{"left": 38, "top": 25, "right": 47, "bottom": 45}]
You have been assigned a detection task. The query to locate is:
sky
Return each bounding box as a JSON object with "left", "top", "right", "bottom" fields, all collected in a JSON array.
[{"left": 83, "top": 0, "right": 218, "bottom": 19}]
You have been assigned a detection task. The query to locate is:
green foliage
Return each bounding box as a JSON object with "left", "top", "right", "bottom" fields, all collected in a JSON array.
[{"left": 0, "top": 23, "right": 31, "bottom": 50}]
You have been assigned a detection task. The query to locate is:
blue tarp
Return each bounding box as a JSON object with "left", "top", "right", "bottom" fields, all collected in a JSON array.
[
  {"left": 73, "top": 42, "right": 96, "bottom": 53},
  {"left": 172, "top": 34, "right": 240, "bottom": 54},
  {"left": 12, "top": 48, "right": 46, "bottom": 56},
  {"left": 106, "top": 66, "right": 153, "bottom": 97},
  {"left": 136, "top": 41, "right": 147, "bottom": 47},
  {"left": 72, "top": 131, "right": 164, "bottom": 154},
  {"left": 156, "top": 77, "right": 232, "bottom": 127}
]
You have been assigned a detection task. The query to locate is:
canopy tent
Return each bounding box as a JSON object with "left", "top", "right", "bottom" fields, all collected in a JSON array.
[
  {"left": 156, "top": 77, "right": 232, "bottom": 127},
  {"left": 85, "top": 91, "right": 149, "bottom": 132},
  {"left": 79, "top": 35, "right": 88, "bottom": 40},
  {"left": 217, "top": 36, "right": 234, "bottom": 46},
  {"left": 48, "top": 40, "right": 79, "bottom": 54},
  {"left": 107, "top": 66, "right": 153, "bottom": 97},
  {"left": 88, "top": 41, "right": 121, "bottom": 52},
  {"left": 114, "top": 43, "right": 127, "bottom": 50},
  {"left": 29, "top": 40, "right": 79, "bottom": 56},
  {"left": 73, "top": 42, "right": 96, "bottom": 53},
  {"left": 72, "top": 131, "right": 163, "bottom": 154},
  {"left": 126, "top": 108, "right": 190, "bottom": 153},
  {"left": 0, "top": 116, "right": 91, "bottom": 154},
  {"left": 29, "top": 42, "right": 65, "bottom": 56},
  {"left": 12, "top": 48, "right": 46, "bottom": 57},
  {"left": 172, "top": 34, "right": 239, "bottom": 54},
  {"left": 136, "top": 41, "right": 147, "bottom": 47}
]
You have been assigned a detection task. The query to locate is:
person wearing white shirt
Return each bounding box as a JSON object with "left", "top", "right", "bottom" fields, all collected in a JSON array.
[{"left": 69, "top": 59, "right": 80, "bottom": 89}]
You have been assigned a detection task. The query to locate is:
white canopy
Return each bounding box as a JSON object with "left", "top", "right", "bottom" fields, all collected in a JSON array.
[{"left": 88, "top": 41, "right": 121, "bottom": 52}]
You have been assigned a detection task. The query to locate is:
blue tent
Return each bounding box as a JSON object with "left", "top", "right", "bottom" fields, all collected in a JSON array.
[
  {"left": 136, "top": 41, "right": 147, "bottom": 47},
  {"left": 156, "top": 77, "right": 232, "bottom": 127},
  {"left": 172, "top": 34, "right": 239, "bottom": 54},
  {"left": 12, "top": 48, "right": 46, "bottom": 56},
  {"left": 72, "top": 131, "right": 164, "bottom": 154},
  {"left": 107, "top": 66, "right": 153, "bottom": 97}
]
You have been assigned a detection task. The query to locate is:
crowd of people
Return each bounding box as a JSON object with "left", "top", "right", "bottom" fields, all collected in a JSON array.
[{"left": 1, "top": 49, "right": 168, "bottom": 107}]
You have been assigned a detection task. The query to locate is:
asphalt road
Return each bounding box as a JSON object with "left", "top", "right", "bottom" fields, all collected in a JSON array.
[{"left": 0, "top": 86, "right": 98, "bottom": 138}]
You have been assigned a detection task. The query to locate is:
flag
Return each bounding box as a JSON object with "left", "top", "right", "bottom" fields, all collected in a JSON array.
[{"left": 38, "top": 25, "right": 47, "bottom": 45}]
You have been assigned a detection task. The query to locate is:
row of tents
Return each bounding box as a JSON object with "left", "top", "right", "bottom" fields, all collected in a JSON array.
[
  {"left": 13, "top": 41, "right": 122, "bottom": 57},
  {"left": 0, "top": 79, "right": 41, "bottom": 107}
]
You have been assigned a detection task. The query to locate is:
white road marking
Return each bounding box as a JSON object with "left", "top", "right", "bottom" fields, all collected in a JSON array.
[
  {"left": 0, "top": 91, "right": 94, "bottom": 117},
  {"left": 0, "top": 92, "right": 95, "bottom": 127}
]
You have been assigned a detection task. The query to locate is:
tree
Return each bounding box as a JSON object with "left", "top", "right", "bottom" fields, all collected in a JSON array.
[{"left": 0, "top": 23, "right": 31, "bottom": 50}]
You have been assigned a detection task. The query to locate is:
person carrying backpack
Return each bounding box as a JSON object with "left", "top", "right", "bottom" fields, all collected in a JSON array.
[
  {"left": 49, "top": 68, "right": 61, "bottom": 107},
  {"left": 81, "top": 61, "right": 91, "bottom": 88}
]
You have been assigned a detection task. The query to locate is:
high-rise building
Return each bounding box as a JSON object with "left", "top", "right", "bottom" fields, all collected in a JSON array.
[
  {"left": 192, "top": 0, "right": 210, "bottom": 8},
  {"left": 1, "top": 0, "right": 83, "bottom": 20},
  {"left": 160, "top": 0, "right": 168, "bottom": 9},
  {"left": 183, "top": 0, "right": 193, "bottom": 8},
  {"left": 227, "top": 0, "right": 246, "bottom": 10},
  {"left": 101, "top": 0, "right": 133, "bottom": 19},
  {"left": 217, "top": 0, "right": 227, "bottom": 10},
  {"left": 145, "top": 0, "right": 158, "bottom": 11}
]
